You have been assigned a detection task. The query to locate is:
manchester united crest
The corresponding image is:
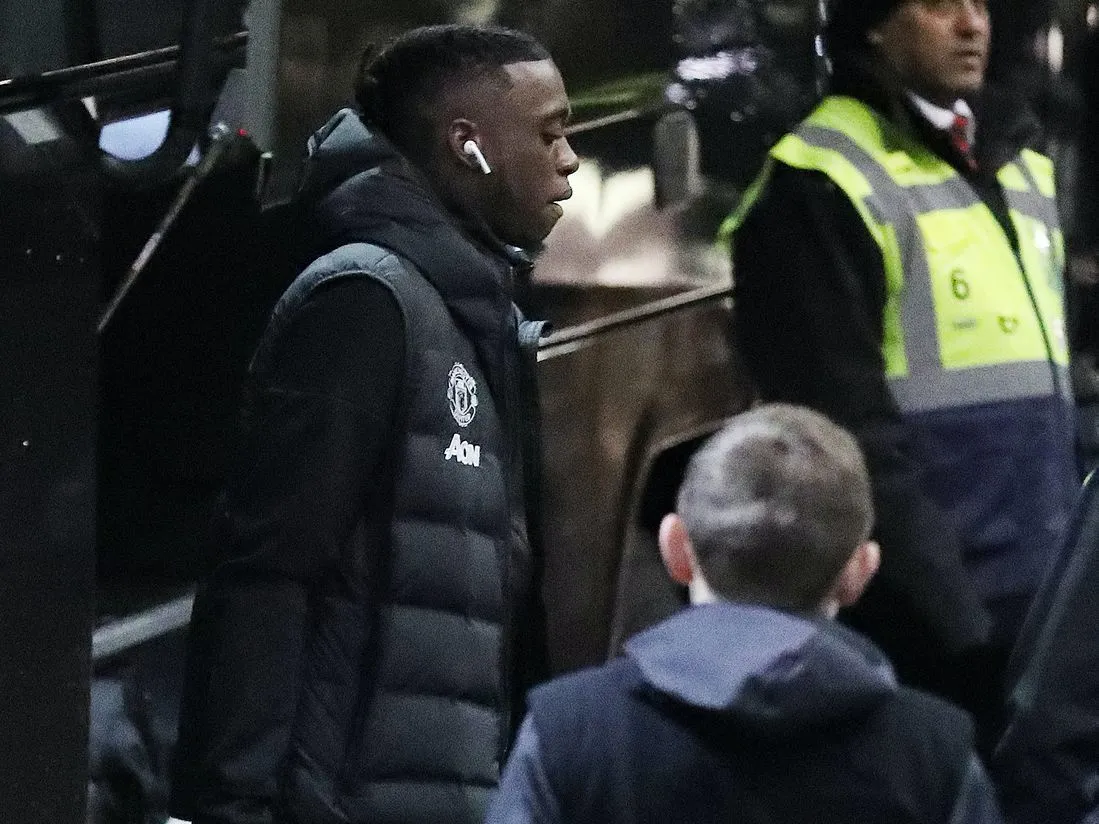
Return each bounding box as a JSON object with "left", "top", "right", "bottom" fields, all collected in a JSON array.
[{"left": 447, "top": 362, "right": 478, "bottom": 427}]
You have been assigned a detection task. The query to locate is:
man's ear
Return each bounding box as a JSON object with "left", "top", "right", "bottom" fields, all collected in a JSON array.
[
  {"left": 832, "top": 540, "right": 881, "bottom": 609},
  {"left": 447, "top": 118, "right": 480, "bottom": 168},
  {"left": 658, "top": 513, "right": 696, "bottom": 586}
]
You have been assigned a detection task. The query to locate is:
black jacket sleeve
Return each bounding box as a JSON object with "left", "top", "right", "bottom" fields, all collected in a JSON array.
[
  {"left": 732, "top": 164, "right": 992, "bottom": 667},
  {"left": 171, "top": 277, "right": 404, "bottom": 824}
]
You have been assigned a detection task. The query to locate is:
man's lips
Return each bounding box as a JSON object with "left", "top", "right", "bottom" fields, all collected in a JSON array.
[
  {"left": 956, "top": 49, "right": 986, "bottom": 62},
  {"left": 548, "top": 189, "right": 573, "bottom": 217}
]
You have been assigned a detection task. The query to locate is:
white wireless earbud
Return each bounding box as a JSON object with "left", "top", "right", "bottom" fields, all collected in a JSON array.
[{"left": 463, "top": 139, "right": 492, "bottom": 175}]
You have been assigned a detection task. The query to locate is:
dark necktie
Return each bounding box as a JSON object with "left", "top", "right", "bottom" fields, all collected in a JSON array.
[{"left": 949, "top": 112, "right": 978, "bottom": 172}]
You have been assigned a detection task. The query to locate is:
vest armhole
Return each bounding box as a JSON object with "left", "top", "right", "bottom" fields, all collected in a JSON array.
[
  {"left": 890, "top": 687, "right": 977, "bottom": 817},
  {"left": 343, "top": 248, "right": 424, "bottom": 469},
  {"left": 299, "top": 242, "right": 429, "bottom": 483},
  {"left": 769, "top": 143, "right": 887, "bottom": 250}
]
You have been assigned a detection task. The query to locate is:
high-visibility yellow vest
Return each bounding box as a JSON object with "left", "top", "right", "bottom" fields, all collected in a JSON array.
[{"left": 721, "top": 95, "right": 1070, "bottom": 415}]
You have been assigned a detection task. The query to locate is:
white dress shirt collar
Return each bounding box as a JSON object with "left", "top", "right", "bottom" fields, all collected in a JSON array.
[{"left": 906, "top": 92, "right": 977, "bottom": 145}]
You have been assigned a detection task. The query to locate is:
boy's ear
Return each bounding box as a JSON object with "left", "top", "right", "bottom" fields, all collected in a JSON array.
[
  {"left": 832, "top": 540, "right": 881, "bottom": 609},
  {"left": 658, "top": 513, "right": 696, "bottom": 586}
]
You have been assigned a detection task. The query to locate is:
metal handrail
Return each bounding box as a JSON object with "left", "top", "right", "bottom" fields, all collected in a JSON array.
[
  {"left": 537, "top": 281, "right": 733, "bottom": 361},
  {"left": 97, "top": 0, "right": 236, "bottom": 188},
  {"left": 97, "top": 122, "right": 238, "bottom": 333},
  {"left": 0, "top": 32, "right": 247, "bottom": 115},
  {"left": 91, "top": 285, "right": 733, "bottom": 656},
  {"left": 93, "top": 593, "right": 195, "bottom": 662}
]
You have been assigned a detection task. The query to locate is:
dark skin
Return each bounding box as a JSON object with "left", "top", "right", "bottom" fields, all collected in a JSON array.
[{"left": 425, "top": 59, "right": 580, "bottom": 250}]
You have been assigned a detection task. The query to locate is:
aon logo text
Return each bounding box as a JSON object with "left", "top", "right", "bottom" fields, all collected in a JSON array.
[{"left": 444, "top": 433, "right": 481, "bottom": 467}]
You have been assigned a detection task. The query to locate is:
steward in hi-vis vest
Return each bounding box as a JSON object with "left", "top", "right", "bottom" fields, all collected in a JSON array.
[{"left": 721, "top": 0, "right": 1079, "bottom": 731}]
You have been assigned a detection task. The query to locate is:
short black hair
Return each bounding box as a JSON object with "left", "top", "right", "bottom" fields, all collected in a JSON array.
[
  {"left": 354, "top": 24, "right": 551, "bottom": 160},
  {"left": 676, "top": 404, "right": 873, "bottom": 613}
]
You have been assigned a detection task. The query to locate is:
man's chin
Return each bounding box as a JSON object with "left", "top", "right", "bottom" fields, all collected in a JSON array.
[
  {"left": 495, "top": 229, "right": 546, "bottom": 254},
  {"left": 515, "top": 225, "right": 558, "bottom": 252},
  {"left": 493, "top": 208, "right": 565, "bottom": 250},
  {"left": 952, "top": 72, "right": 987, "bottom": 98},
  {"left": 925, "top": 80, "right": 983, "bottom": 104}
]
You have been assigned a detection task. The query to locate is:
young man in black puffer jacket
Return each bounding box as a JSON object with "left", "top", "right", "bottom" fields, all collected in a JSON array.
[{"left": 170, "top": 24, "right": 578, "bottom": 824}]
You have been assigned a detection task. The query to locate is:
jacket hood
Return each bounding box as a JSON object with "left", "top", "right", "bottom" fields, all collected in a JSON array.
[
  {"left": 294, "top": 109, "right": 533, "bottom": 405},
  {"left": 298, "top": 107, "right": 405, "bottom": 204},
  {"left": 297, "top": 108, "right": 531, "bottom": 274},
  {"left": 625, "top": 602, "right": 897, "bottom": 735}
]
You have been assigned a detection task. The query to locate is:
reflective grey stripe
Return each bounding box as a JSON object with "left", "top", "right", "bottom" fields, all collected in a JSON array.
[
  {"left": 796, "top": 126, "right": 984, "bottom": 213},
  {"left": 1006, "top": 188, "right": 1058, "bottom": 225},
  {"left": 904, "top": 179, "right": 982, "bottom": 213},
  {"left": 1007, "top": 159, "right": 1067, "bottom": 299},
  {"left": 1008, "top": 160, "right": 1060, "bottom": 227},
  {"left": 889, "top": 361, "right": 1062, "bottom": 413},
  {"left": 797, "top": 125, "right": 941, "bottom": 375},
  {"left": 1060, "top": 363, "right": 1074, "bottom": 402}
]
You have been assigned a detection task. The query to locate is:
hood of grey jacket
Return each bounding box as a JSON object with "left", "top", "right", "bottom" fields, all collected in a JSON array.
[{"left": 625, "top": 601, "right": 898, "bottom": 734}]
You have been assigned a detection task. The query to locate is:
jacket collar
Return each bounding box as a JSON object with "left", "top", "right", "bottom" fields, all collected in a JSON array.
[
  {"left": 907, "top": 93, "right": 976, "bottom": 143},
  {"left": 829, "top": 54, "right": 1041, "bottom": 173},
  {"left": 302, "top": 109, "right": 524, "bottom": 396}
]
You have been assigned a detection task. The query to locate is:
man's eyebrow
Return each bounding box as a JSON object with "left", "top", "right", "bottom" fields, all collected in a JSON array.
[{"left": 543, "top": 103, "right": 572, "bottom": 125}]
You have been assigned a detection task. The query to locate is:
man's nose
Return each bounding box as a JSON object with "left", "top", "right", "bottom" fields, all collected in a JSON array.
[
  {"left": 955, "top": 0, "right": 990, "bottom": 35},
  {"left": 558, "top": 138, "right": 580, "bottom": 176}
]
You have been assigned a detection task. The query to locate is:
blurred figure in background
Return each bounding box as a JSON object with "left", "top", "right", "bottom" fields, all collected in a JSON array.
[{"left": 1062, "top": 25, "right": 1099, "bottom": 468}]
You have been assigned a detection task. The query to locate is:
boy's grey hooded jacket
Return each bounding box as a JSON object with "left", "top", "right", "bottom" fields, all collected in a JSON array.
[{"left": 488, "top": 602, "right": 1004, "bottom": 824}]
